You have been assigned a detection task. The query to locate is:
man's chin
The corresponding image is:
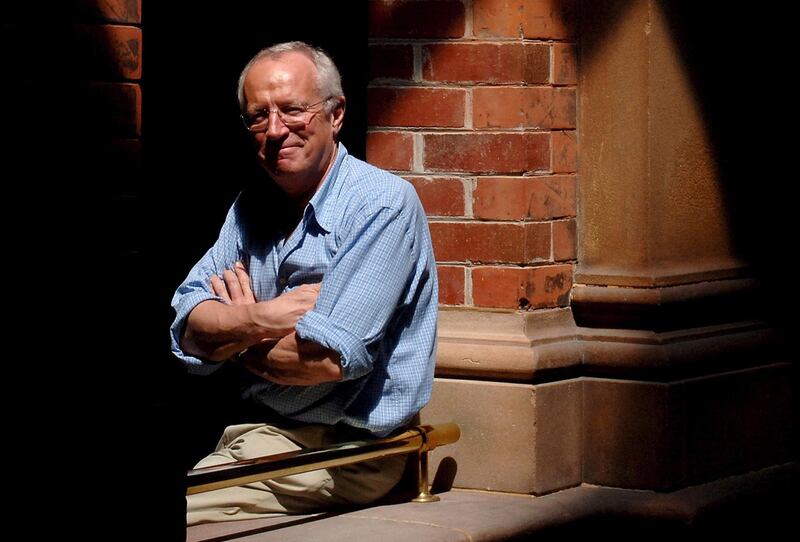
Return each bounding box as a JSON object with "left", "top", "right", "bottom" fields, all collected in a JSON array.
[
  {"left": 262, "top": 158, "right": 297, "bottom": 178},
  {"left": 263, "top": 168, "right": 308, "bottom": 197}
]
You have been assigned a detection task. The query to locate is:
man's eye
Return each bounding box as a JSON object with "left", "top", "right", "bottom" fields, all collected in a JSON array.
[
  {"left": 282, "top": 106, "right": 305, "bottom": 116},
  {"left": 251, "top": 111, "right": 269, "bottom": 123}
]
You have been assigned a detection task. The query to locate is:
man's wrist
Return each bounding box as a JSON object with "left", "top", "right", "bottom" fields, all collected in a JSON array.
[{"left": 247, "top": 300, "right": 284, "bottom": 338}]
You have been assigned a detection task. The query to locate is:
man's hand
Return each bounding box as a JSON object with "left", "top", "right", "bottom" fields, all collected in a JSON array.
[
  {"left": 211, "top": 261, "right": 320, "bottom": 334},
  {"left": 258, "top": 283, "right": 322, "bottom": 337},
  {"left": 242, "top": 332, "right": 343, "bottom": 386},
  {"left": 210, "top": 261, "right": 256, "bottom": 305},
  {"left": 182, "top": 262, "right": 322, "bottom": 361}
]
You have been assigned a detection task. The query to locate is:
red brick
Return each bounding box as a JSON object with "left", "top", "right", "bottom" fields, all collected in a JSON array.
[
  {"left": 552, "top": 87, "right": 576, "bottom": 129},
  {"left": 473, "top": 0, "right": 524, "bottom": 38},
  {"left": 86, "top": 82, "right": 141, "bottom": 136},
  {"left": 525, "top": 222, "right": 552, "bottom": 262},
  {"left": 472, "top": 264, "right": 573, "bottom": 309},
  {"left": 9, "top": 23, "right": 141, "bottom": 80},
  {"left": 529, "top": 175, "right": 577, "bottom": 218},
  {"left": 11, "top": 2, "right": 141, "bottom": 23},
  {"left": 473, "top": 0, "right": 577, "bottom": 40},
  {"left": 405, "top": 177, "right": 465, "bottom": 216},
  {"left": 474, "top": 177, "right": 527, "bottom": 219},
  {"left": 553, "top": 219, "right": 576, "bottom": 261},
  {"left": 423, "top": 43, "right": 525, "bottom": 84},
  {"left": 473, "top": 88, "right": 525, "bottom": 129},
  {"left": 421, "top": 43, "right": 548, "bottom": 84},
  {"left": 524, "top": 43, "right": 550, "bottom": 85},
  {"left": 369, "top": 45, "right": 414, "bottom": 80},
  {"left": 76, "top": 0, "right": 142, "bottom": 23},
  {"left": 522, "top": 0, "right": 577, "bottom": 39},
  {"left": 424, "top": 133, "right": 549, "bottom": 174},
  {"left": 522, "top": 86, "right": 552, "bottom": 127},
  {"left": 473, "top": 175, "right": 576, "bottom": 220},
  {"left": 369, "top": 0, "right": 465, "bottom": 38},
  {"left": 437, "top": 265, "right": 466, "bottom": 305},
  {"left": 366, "top": 131, "right": 414, "bottom": 171},
  {"left": 431, "top": 222, "right": 518, "bottom": 263},
  {"left": 368, "top": 88, "right": 465, "bottom": 128},
  {"left": 430, "top": 222, "right": 550, "bottom": 264},
  {"left": 552, "top": 130, "right": 577, "bottom": 173},
  {"left": 95, "top": 25, "right": 141, "bottom": 79},
  {"left": 473, "top": 87, "right": 557, "bottom": 129},
  {"left": 553, "top": 43, "right": 578, "bottom": 85}
]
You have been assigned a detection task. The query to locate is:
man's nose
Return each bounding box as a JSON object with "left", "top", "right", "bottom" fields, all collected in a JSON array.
[{"left": 265, "top": 112, "right": 289, "bottom": 139}]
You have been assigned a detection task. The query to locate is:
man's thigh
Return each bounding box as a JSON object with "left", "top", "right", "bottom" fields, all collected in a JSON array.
[{"left": 187, "top": 423, "right": 406, "bottom": 525}]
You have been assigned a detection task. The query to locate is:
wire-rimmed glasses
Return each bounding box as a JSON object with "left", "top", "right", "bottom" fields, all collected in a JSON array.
[{"left": 241, "top": 96, "right": 333, "bottom": 132}]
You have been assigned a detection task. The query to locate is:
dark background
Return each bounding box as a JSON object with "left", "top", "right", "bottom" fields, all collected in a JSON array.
[
  {"left": 141, "top": 4, "right": 368, "bottom": 537},
  {"left": 4, "top": 1, "right": 366, "bottom": 538}
]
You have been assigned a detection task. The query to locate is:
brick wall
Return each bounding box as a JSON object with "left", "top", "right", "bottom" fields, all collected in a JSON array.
[
  {"left": 367, "top": 0, "right": 577, "bottom": 310},
  {"left": 5, "top": 0, "right": 143, "bottom": 250}
]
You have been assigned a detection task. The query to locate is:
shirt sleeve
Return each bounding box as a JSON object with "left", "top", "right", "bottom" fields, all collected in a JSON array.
[
  {"left": 170, "top": 196, "right": 243, "bottom": 372},
  {"left": 295, "top": 194, "right": 424, "bottom": 381}
]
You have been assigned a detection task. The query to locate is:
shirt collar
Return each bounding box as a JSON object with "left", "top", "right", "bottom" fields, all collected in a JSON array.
[{"left": 305, "top": 143, "right": 348, "bottom": 234}]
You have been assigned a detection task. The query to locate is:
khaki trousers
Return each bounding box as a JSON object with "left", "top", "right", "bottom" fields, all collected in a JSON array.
[{"left": 187, "top": 423, "right": 407, "bottom": 526}]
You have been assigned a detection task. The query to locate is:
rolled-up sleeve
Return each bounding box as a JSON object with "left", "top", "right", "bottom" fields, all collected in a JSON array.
[
  {"left": 295, "top": 202, "right": 418, "bottom": 380},
  {"left": 170, "top": 198, "right": 243, "bottom": 371}
]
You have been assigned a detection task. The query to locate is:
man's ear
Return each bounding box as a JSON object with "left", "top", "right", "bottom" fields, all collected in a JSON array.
[{"left": 330, "top": 96, "right": 346, "bottom": 139}]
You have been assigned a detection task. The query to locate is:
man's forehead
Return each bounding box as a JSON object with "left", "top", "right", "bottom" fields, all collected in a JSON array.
[
  {"left": 245, "top": 55, "right": 318, "bottom": 104},
  {"left": 249, "top": 55, "right": 315, "bottom": 87},
  {"left": 253, "top": 52, "right": 316, "bottom": 78}
]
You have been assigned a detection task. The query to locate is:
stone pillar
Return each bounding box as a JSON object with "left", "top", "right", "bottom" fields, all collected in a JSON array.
[{"left": 574, "top": 0, "right": 793, "bottom": 489}]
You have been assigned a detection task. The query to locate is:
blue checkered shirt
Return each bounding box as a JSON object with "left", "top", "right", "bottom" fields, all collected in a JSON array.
[{"left": 170, "top": 144, "right": 438, "bottom": 436}]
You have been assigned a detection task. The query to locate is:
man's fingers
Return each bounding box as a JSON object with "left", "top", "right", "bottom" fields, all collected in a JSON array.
[
  {"left": 223, "top": 268, "right": 245, "bottom": 303},
  {"left": 210, "top": 274, "right": 231, "bottom": 303},
  {"left": 234, "top": 261, "right": 256, "bottom": 303},
  {"left": 303, "top": 282, "right": 322, "bottom": 296},
  {"left": 287, "top": 282, "right": 321, "bottom": 306}
]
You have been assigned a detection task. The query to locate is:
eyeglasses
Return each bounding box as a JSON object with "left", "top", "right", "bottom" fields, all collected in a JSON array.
[{"left": 241, "top": 96, "right": 333, "bottom": 132}]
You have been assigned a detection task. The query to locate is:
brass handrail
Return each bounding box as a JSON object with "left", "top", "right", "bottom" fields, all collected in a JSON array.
[{"left": 186, "top": 423, "right": 460, "bottom": 503}]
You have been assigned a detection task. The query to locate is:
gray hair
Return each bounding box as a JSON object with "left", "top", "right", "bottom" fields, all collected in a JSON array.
[{"left": 237, "top": 41, "right": 343, "bottom": 113}]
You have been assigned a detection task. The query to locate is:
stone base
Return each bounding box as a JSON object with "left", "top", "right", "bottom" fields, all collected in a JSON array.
[
  {"left": 187, "top": 463, "right": 797, "bottom": 541},
  {"left": 420, "top": 377, "right": 582, "bottom": 494},
  {"left": 421, "top": 361, "right": 794, "bottom": 494}
]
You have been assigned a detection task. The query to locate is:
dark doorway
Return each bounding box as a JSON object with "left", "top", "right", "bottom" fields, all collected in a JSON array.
[
  {"left": 137, "top": 3, "right": 369, "bottom": 538},
  {"left": 4, "top": 3, "right": 367, "bottom": 539}
]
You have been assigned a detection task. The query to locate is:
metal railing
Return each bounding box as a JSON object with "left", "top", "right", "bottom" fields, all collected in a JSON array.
[{"left": 186, "top": 423, "right": 460, "bottom": 503}]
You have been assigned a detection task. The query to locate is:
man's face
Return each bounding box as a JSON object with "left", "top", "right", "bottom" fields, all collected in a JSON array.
[{"left": 243, "top": 52, "right": 344, "bottom": 199}]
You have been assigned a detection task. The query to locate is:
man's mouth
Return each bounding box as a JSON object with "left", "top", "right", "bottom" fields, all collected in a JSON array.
[{"left": 266, "top": 144, "right": 299, "bottom": 160}]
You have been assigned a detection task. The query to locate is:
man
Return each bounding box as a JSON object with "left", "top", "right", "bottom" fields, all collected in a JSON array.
[{"left": 170, "top": 41, "right": 438, "bottom": 525}]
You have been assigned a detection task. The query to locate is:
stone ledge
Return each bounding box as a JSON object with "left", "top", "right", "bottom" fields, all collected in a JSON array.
[
  {"left": 571, "top": 277, "right": 764, "bottom": 331},
  {"left": 436, "top": 307, "right": 782, "bottom": 381},
  {"left": 187, "top": 462, "right": 796, "bottom": 541}
]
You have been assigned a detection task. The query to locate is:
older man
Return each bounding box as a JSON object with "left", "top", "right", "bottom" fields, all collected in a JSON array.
[{"left": 170, "top": 42, "right": 438, "bottom": 525}]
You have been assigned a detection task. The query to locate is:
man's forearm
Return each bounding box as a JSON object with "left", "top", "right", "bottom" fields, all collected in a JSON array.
[
  {"left": 181, "top": 300, "right": 279, "bottom": 362},
  {"left": 181, "top": 282, "right": 322, "bottom": 362},
  {"left": 242, "top": 332, "right": 343, "bottom": 385}
]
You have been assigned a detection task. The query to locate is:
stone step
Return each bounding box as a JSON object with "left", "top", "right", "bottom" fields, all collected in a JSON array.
[{"left": 188, "top": 462, "right": 796, "bottom": 541}]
